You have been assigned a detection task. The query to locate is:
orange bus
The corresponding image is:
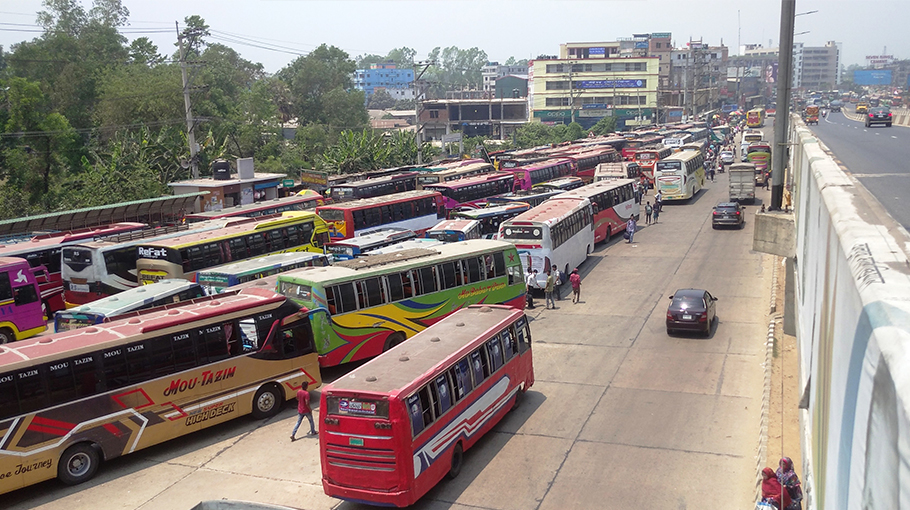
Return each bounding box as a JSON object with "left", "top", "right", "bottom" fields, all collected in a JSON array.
[
  {"left": 634, "top": 146, "right": 673, "bottom": 188},
  {"left": 316, "top": 190, "right": 445, "bottom": 240},
  {"left": 320, "top": 304, "right": 533, "bottom": 507}
]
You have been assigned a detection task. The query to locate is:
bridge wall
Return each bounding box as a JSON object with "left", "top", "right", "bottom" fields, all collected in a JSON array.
[{"left": 792, "top": 116, "right": 910, "bottom": 509}]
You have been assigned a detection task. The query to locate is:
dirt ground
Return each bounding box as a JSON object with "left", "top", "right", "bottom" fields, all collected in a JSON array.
[{"left": 767, "top": 257, "right": 802, "bottom": 476}]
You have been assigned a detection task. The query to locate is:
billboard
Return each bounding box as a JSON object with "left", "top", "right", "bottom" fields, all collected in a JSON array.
[
  {"left": 574, "top": 79, "right": 646, "bottom": 89},
  {"left": 854, "top": 69, "right": 892, "bottom": 86},
  {"left": 588, "top": 47, "right": 605, "bottom": 55}
]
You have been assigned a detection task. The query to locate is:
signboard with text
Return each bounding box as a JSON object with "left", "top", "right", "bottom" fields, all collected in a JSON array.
[
  {"left": 574, "top": 79, "right": 646, "bottom": 89},
  {"left": 299, "top": 170, "right": 328, "bottom": 186}
]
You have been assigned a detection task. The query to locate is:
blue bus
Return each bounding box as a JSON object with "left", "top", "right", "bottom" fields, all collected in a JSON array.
[{"left": 196, "top": 252, "right": 330, "bottom": 293}]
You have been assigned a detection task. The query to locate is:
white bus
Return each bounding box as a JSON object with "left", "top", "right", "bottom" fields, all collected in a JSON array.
[
  {"left": 656, "top": 151, "right": 706, "bottom": 201},
  {"left": 498, "top": 198, "right": 594, "bottom": 288},
  {"left": 662, "top": 132, "right": 694, "bottom": 150}
]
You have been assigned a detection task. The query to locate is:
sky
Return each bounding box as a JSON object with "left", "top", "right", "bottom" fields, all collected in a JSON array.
[{"left": 1, "top": 0, "right": 908, "bottom": 73}]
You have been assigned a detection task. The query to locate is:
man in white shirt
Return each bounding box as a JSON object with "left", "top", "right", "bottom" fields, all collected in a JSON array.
[{"left": 525, "top": 269, "right": 539, "bottom": 309}]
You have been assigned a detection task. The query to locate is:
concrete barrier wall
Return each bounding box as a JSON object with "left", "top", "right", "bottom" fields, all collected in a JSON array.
[{"left": 792, "top": 115, "right": 910, "bottom": 510}]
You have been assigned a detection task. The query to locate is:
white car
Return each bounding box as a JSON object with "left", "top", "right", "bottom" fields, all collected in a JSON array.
[{"left": 720, "top": 151, "right": 735, "bottom": 164}]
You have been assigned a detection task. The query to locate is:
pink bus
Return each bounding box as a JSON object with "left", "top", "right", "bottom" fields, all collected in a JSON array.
[
  {"left": 501, "top": 158, "right": 576, "bottom": 191},
  {"left": 423, "top": 172, "right": 517, "bottom": 212},
  {"left": 0, "top": 257, "right": 49, "bottom": 343}
]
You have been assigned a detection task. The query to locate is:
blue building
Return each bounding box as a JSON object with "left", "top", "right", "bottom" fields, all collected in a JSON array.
[{"left": 352, "top": 62, "right": 415, "bottom": 102}]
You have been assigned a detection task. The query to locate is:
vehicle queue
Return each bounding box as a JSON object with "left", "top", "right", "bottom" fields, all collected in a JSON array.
[{"left": 0, "top": 118, "right": 748, "bottom": 505}]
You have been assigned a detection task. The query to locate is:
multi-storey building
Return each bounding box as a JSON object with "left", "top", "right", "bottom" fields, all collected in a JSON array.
[
  {"left": 419, "top": 91, "right": 529, "bottom": 141},
  {"left": 801, "top": 41, "right": 841, "bottom": 90},
  {"left": 482, "top": 62, "right": 529, "bottom": 92},
  {"left": 667, "top": 40, "right": 729, "bottom": 115},
  {"left": 352, "top": 62, "right": 415, "bottom": 102},
  {"left": 529, "top": 54, "right": 660, "bottom": 129}
]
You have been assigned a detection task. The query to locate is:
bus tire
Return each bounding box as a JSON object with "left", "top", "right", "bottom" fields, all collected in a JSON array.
[
  {"left": 58, "top": 443, "right": 101, "bottom": 486},
  {"left": 446, "top": 442, "right": 464, "bottom": 480},
  {"left": 384, "top": 332, "right": 406, "bottom": 351},
  {"left": 511, "top": 386, "right": 525, "bottom": 411},
  {"left": 251, "top": 383, "right": 284, "bottom": 420},
  {"left": 0, "top": 328, "right": 13, "bottom": 344}
]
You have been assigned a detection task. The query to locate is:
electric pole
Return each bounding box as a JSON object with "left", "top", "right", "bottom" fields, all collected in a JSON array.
[
  {"left": 770, "top": 0, "right": 796, "bottom": 210},
  {"left": 413, "top": 60, "right": 434, "bottom": 165},
  {"left": 177, "top": 22, "right": 199, "bottom": 179}
]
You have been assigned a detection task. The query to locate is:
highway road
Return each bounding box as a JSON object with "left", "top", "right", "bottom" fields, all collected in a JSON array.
[
  {"left": 808, "top": 107, "right": 910, "bottom": 229},
  {"left": 6, "top": 174, "right": 772, "bottom": 510}
]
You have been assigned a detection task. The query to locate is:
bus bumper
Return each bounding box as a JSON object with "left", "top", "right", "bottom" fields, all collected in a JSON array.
[{"left": 323, "top": 480, "right": 409, "bottom": 507}]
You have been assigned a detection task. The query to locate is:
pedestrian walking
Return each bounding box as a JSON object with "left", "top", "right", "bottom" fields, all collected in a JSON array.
[
  {"left": 569, "top": 268, "right": 582, "bottom": 304},
  {"left": 645, "top": 201, "right": 653, "bottom": 225},
  {"left": 626, "top": 216, "right": 637, "bottom": 243},
  {"left": 525, "top": 268, "right": 538, "bottom": 309},
  {"left": 763, "top": 173, "right": 770, "bottom": 189},
  {"left": 551, "top": 264, "right": 563, "bottom": 300},
  {"left": 544, "top": 270, "right": 556, "bottom": 309},
  {"left": 654, "top": 191, "right": 662, "bottom": 211},
  {"left": 652, "top": 203, "right": 660, "bottom": 223},
  {"left": 776, "top": 457, "right": 803, "bottom": 510},
  {"left": 290, "top": 382, "right": 316, "bottom": 440}
]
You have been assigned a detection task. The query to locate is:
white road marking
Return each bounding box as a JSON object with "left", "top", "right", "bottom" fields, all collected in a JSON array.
[{"left": 893, "top": 136, "right": 898, "bottom": 139}]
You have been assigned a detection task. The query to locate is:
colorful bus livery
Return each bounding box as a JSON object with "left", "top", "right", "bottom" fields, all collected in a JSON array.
[
  {"left": 320, "top": 305, "right": 533, "bottom": 507},
  {"left": 276, "top": 240, "right": 526, "bottom": 367},
  {"left": 0, "top": 288, "right": 321, "bottom": 495},
  {"left": 316, "top": 190, "right": 445, "bottom": 241},
  {"left": 0, "top": 257, "right": 48, "bottom": 343}
]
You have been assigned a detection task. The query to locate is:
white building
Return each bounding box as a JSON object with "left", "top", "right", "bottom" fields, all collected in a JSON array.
[{"left": 482, "top": 62, "right": 529, "bottom": 92}]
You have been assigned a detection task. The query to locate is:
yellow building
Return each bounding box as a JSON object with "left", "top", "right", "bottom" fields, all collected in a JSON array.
[{"left": 529, "top": 54, "right": 660, "bottom": 130}]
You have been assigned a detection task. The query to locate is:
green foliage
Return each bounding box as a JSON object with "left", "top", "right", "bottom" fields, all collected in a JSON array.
[
  {"left": 425, "top": 46, "right": 488, "bottom": 98},
  {"left": 319, "top": 129, "right": 433, "bottom": 174},
  {"left": 512, "top": 121, "right": 588, "bottom": 149},
  {"left": 356, "top": 47, "right": 416, "bottom": 69},
  {"left": 589, "top": 116, "right": 617, "bottom": 136},
  {"left": 367, "top": 89, "right": 397, "bottom": 110}
]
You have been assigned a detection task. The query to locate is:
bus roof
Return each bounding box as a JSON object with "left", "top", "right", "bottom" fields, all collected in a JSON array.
[
  {"left": 513, "top": 158, "right": 573, "bottom": 171},
  {"left": 504, "top": 198, "right": 590, "bottom": 225},
  {"left": 278, "top": 239, "right": 515, "bottom": 285},
  {"left": 424, "top": 172, "right": 512, "bottom": 190},
  {"left": 327, "top": 228, "right": 416, "bottom": 248},
  {"left": 363, "top": 238, "right": 445, "bottom": 256},
  {"left": 70, "top": 220, "right": 244, "bottom": 250},
  {"left": 184, "top": 194, "right": 323, "bottom": 220},
  {"left": 197, "top": 252, "right": 328, "bottom": 277},
  {"left": 324, "top": 305, "right": 522, "bottom": 395},
  {"left": 315, "top": 190, "right": 440, "bottom": 211},
  {"left": 661, "top": 151, "right": 702, "bottom": 163},
  {"left": 0, "top": 223, "right": 146, "bottom": 257},
  {"left": 137, "top": 212, "right": 320, "bottom": 249},
  {"left": 452, "top": 202, "right": 530, "bottom": 219},
  {"left": 332, "top": 172, "right": 419, "bottom": 190},
  {"left": 419, "top": 161, "right": 493, "bottom": 175},
  {"left": 0, "top": 288, "right": 285, "bottom": 372},
  {"left": 61, "top": 278, "right": 202, "bottom": 317},
  {"left": 557, "top": 179, "right": 637, "bottom": 200},
  {"left": 427, "top": 219, "right": 479, "bottom": 232}
]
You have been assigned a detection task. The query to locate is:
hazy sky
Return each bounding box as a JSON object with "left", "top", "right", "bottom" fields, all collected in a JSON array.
[{"left": 2, "top": 0, "right": 908, "bottom": 73}]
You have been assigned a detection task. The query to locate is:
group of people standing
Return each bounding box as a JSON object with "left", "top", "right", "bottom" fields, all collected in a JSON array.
[
  {"left": 526, "top": 266, "right": 582, "bottom": 309},
  {"left": 760, "top": 457, "right": 803, "bottom": 509},
  {"left": 644, "top": 191, "right": 663, "bottom": 226}
]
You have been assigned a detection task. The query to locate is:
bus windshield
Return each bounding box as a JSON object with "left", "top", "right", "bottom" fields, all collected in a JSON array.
[
  {"left": 500, "top": 225, "right": 543, "bottom": 240},
  {"left": 657, "top": 161, "right": 682, "bottom": 174}
]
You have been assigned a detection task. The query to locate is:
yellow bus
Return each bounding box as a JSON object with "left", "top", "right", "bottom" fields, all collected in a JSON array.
[
  {"left": 0, "top": 288, "right": 321, "bottom": 495},
  {"left": 136, "top": 211, "right": 329, "bottom": 285},
  {"left": 746, "top": 108, "right": 765, "bottom": 128},
  {"left": 656, "top": 151, "right": 706, "bottom": 201}
]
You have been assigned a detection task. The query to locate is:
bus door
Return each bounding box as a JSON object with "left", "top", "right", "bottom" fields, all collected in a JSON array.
[{"left": 0, "top": 262, "right": 46, "bottom": 342}]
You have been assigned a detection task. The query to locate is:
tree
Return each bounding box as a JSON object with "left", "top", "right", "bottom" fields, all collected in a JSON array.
[
  {"left": 178, "top": 15, "right": 210, "bottom": 57},
  {"left": 278, "top": 44, "right": 366, "bottom": 130},
  {"left": 367, "top": 89, "right": 397, "bottom": 110},
  {"left": 129, "top": 37, "right": 163, "bottom": 65},
  {"left": 589, "top": 116, "right": 617, "bottom": 136},
  {"left": 425, "top": 46, "right": 488, "bottom": 97},
  {"left": 504, "top": 57, "right": 529, "bottom": 67}
]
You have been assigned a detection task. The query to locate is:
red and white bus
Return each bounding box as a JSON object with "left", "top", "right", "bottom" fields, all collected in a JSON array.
[
  {"left": 634, "top": 146, "right": 673, "bottom": 188},
  {"left": 423, "top": 172, "right": 516, "bottom": 212},
  {"left": 415, "top": 161, "right": 495, "bottom": 189},
  {"left": 184, "top": 191, "right": 327, "bottom": 223},
  {"left": 319, "top": 304, "right": 533, "bottom": 507},
  {"left": 0, "top": 222, "right": 146, "bottom": 314},
  {"left": 451, "top": 202, "right": 531, "bottom": 238},
  {"left": 621, "top": 136, "right": 664, "bottom": 160},
  {"left": 556, "top": 178, "right": 640, "bottom": 243},
  {"left": 316, "top": 190, "right": 445, "bottom": 240},
  {"left": 502, "top": 158, "right": 576, "bottom": 191},
  {"left": 563, "top": 148, "right": 622, "bottom": 183}
]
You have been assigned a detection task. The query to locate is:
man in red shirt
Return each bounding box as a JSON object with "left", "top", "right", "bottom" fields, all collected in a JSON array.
[{"left": 290, "top": 382, "right": 316, "bottom": 440}]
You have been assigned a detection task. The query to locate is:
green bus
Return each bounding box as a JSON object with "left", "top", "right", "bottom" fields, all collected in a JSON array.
[{"left": 276, "top": 240, "right": 526, "bottom": 367}]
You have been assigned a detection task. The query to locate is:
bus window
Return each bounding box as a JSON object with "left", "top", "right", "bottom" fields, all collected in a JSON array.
[
  {"left": 126, "top": 341, "right": 153, "bottom": 384},
  {"left": 14, "top": 284, "right": 39, "bottom": 306},
  {"left": 0, "top": 272, "right": 11, "bottom": 300},
  {"left": 102, "top": 347, "right": 129, "bottom": 390},
  {"left": 501, "top": 327, "right": 515, "bottom": 360},
  {"left": 198, "top": 325, "right": 230, "bottom": 364},
  {"left": 454, "top": 358, "right": 472, "bottom": 398},
  {"left": 470, "top": 350, "right": 486, "bottom": 384},
  {"left": 440, "top": 262, "right": 457, "bottom": 289},
  {"left": 516, "top": 317, "right": 531, "bottom": 353},
  {"left": 16, "top": 367, "right": 46, "bottom": 415},
  {"left": 387, "top": 273, "right": 404, "bottom": 301},
  {"left": 487, "top": 336, "right": 503, "bottom": 371},
  {"left": 364, "top": 278, "right": 384, "bottom": 307},
  {"left": 418, "top": 386, "right": 434, "bottom": 428},
  {"left": 434, "top": 374, "right": 452, "bottom": 414},
  {"left": 466, "top": 257, "right": 482, "bottom": 283},
  {"left": 0, "top": 372, "right": 18, "bottom": 419},
  {"left": 173, "top": 330, "right": 199, "bottom": 371},
  {"left": 493, "top": 251, "right": 506, "bottom": 277},
  {"left": 47, "top": 360, "right": 77, "bottom": 406},
  {"left": 407, "top": 393, "right": 423, "bottom": 436},
  {"left": 418, "top": 267, "right": 437, "bottom": 294}
]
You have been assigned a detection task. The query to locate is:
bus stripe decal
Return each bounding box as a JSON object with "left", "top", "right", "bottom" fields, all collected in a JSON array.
[
  {"left": 0, "top": 419, "right": 19, "bottom": 449},
  {"left": 412, "top": 376, "right": 515, "bottom": 478}
]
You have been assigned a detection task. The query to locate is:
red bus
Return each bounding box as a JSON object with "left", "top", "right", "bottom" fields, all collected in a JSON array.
[
  {"left": 316, "top": 190, "right": 445, "bottom": 240},
  {"left": 502, "top": 158, "right": 575, "bottom": 191},
  {"left": 319, "top": 304, "right": 534, "bottom": 507},
  {"left": 557, "top": 178, "right": 640, "bottom": 243},
  {"left": 184, "top": 191, "right": 327, "bottom": 223},
  {"left": 424, "top": 172, "right": 516, "bottom": 212},
  {"left": 0, "top": 222, "right": 146, "bottom": 314},
  {"left": 634, "top": 146, "right": 673, "bottom": 188},
  {"left": 330, "top": 172, "right": 419, "bottom": 202},
  {"left": 565, "top": 148, "right": 622, "bottom": 182},
  {"left": 621, "top": 136, "right": 664, "bottom": 160}
]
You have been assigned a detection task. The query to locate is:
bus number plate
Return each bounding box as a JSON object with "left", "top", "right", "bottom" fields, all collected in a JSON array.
[
  {"left": 70, "top": 284, "right": 89, "bottom": 293},
  {"left": 349, "top": 437, "right": 364, "bottom": 447}
]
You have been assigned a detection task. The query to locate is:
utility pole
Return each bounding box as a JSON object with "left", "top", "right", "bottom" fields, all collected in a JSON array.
[
  {"left": 413, "top": 60, "right": 434, "bottom": 165},
  {"left": 771, "top": 0, "right": 796, "bottom": 210},
  {"left": 177, "top": 22, "right": 199, "bottom": 179}
]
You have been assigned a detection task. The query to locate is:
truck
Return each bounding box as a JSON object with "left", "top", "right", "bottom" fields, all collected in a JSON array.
[
  {"left": 729, "top": 163, "right": 757, "bottom": 203},
  {"left": 805, "top": 105, "right": 819, "bottom": 125}
]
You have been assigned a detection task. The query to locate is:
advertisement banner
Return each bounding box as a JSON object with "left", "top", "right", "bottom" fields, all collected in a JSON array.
[
  {"left": 574, "top": 79, "right": 646, "bottom": 89},
  {"left": 299, "top": 170, "right": 328, "bottom": 186},
  {"left": 533, "top": 110, "right": 571, "bottom": 119},
  {"left": 582, "top": 103, "right": 609, "bottom": 109},
  {"left": 853, "top": 70, "right": 892, "bottom": 86},
  {"left": 588, "top": 47, "right": 605, "bottom": 55}
]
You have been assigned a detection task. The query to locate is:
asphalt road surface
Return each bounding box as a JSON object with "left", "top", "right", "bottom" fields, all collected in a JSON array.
[
  {"left": 7, "top": 176, "right": 772, "bottom": 510},
  {"left": 809, "top": 107, "right": 910, "bottom": 229}
]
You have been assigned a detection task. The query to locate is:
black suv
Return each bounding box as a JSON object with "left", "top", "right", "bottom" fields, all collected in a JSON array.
[
  {"left": 865, "top": 107, "right": 892, "bottom": 128},
  {"left": 712, "top": 202, "right": 744, "bottom": 229}
]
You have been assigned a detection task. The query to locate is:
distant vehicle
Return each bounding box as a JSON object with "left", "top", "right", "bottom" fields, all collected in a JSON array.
[
  {"left": 719, "top": 151, "right": 735, "bottom": 165},
  {"left": 865, "top": 107, "right": 893, "bottom": 128},
  {"left": 829, "top": 100, "right": 843, "bottom": 112},
  {"left": 184, "top": 191, "right": 327, "bottom": 223},
  {"left": 712, "top": 202, "right": 745, "bottom": 229},
  {"left": 425, "top": 219, "right": 483, "bottom": 242},
  {"left": 728, "top": 163, "right": 757, "bottom": 203},
  {"left": 196, "top": 252, "right": 331, "bottom": 293},
  {"left": 855, "top": 102, "right": 869, "bottom": 114},
  {"left": 594, "top": 162, "right": 641, "bottom": 182},
  {"left": 0, "top": 257, "right": 48, "bottom": 343},
  {"left": 746, "top": 108, "right": 765, "bottom": 128},
  {"left": 451, "top": 203, "right": 531, "bottom": 239},
  {"left": 666, "top": 289, "right": 718, "bottom": 336},
  {"left": 325, "top": 228, "right": 418, "bottom": 261},
  {"left": 331, "top": 172, "right": 419, "bottom": 202},
  {"left": 805, "top": 105, "right": 819, "bottom": 125}
]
